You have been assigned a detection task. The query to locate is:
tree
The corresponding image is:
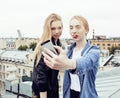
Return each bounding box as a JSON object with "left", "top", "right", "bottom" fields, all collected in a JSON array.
[
  {"left": 29, "top": 42, "right": 37, "bottom": 51},
  {"left": 108, "top": 46, "right": 120, "bottom": 55},
  {"left": 18, "top": 45, "right": 28, "bottom": 51}
]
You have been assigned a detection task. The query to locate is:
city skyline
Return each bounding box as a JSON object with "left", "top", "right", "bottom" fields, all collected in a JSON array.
[{"left": 0, "top": 0, "right": 120, "bottom": 38}]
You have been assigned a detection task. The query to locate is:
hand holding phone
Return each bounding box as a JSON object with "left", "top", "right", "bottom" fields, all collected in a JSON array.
[{"left": 41, "top": 40, "right": 58, "bottom": 55}]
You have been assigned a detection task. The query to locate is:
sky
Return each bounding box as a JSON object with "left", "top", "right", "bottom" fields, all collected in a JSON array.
[{"left": 0, "top": 0, "right": 120, "bottom": 39}]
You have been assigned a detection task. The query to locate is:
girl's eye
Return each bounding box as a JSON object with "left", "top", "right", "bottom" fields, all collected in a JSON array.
[
  {"left": 51, "top": 27, "right": 56, "bottom": 30},
  {"left": 51, "top": 27, "right": 62, "bottom": 30},
  {"left": 58, "top": 27, "right": 62, "bottom": 30},
  {"left": 70, "top": 26, "right": 73, "bottom": 29},
  {"left": 76, "top": 25, "right": 81, "bottom": 29}
]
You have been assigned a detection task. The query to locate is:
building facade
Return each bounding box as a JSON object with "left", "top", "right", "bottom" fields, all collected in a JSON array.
[
  {"left": 0, "top": 49, "right": 34, "bottom": 96},
  {"left": 90, "top": 36, "right": 120, "bottom": 51},
  {"left": 0, "top": 37, "right": 39, "bottom": 50}
]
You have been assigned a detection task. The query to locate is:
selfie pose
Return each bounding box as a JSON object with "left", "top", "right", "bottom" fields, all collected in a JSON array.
[
  {"left": 42, "top": 15, "right": 100, "bottom": 98},
  {"left": 32, "top": 13, "right": 63, "bottom": 98}
]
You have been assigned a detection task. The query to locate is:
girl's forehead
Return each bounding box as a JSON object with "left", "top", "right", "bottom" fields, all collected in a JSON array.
[
  {"left": 70, "top": 18, "right": 83, "bottom": 26},
  {"left": 51, "top": 21, "right": 62, "bottom": 26}
]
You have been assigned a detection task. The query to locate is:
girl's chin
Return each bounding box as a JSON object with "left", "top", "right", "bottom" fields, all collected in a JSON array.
[
  {"left": 53, "top": 37, "right": 59, "bottom": 40},
  {"left": 73, "top": 38, "right": 80, "bottom": 42},
  {"left": 73, "top": 38, "right": 78, "bottom": 40}
]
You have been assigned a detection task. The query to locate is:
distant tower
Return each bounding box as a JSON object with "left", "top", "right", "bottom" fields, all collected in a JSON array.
[
  {"left": 92, "top": 29, "right": 95, "bottom": 40},
  {"left": 17, "top": 29, "right": 22, "bottom": 39}
]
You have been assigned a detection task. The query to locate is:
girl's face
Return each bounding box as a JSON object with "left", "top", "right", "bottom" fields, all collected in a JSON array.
[
  {"left": 69, "top": 18, "right": 87, "bottom": 42},
  {"left": 51, "top": 20, "right": 63, "bottom": 40}
]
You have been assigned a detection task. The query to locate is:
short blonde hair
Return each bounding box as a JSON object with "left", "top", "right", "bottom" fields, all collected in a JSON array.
[{"left": 71, "top": 15, "right": 89, "bottom": 32}]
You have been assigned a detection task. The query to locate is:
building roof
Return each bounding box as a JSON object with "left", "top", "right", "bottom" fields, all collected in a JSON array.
[
  {"left": 0, "top": 49, "right": 5, "bottom": 54},
  {"left": 0, "top": 49, "right": 33, "bottom": 66},
  {"left": 1, "top": 50, "right": 30, "bottom": 60},
  {"left": 96, "top": 67, "right": 120, "bottom": 98}
]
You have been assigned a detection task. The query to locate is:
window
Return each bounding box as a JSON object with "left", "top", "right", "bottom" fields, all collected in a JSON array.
[
  {"left": 0, "top": 65, "right": 1, "bottom": 70},
  {"left": 30, "top": 71, "right": 32, "bottom": 77},
  {"left": 23, "top": 69, "right": 26, "bottom": 75},
  {"left": 107, "top": 44, "right": 111, "bottom": 46},
  {"left": 3, "top": 66, "right": 5, "bottom": 71},
  {"left": 18, "top": 68, "right": 21, "bottom": 73},
  {"left": 102, "top": 44, "right": 105, "bottom": 46},
  {"left": 97, "top": 44, "right": 100, "bottom": 46}
]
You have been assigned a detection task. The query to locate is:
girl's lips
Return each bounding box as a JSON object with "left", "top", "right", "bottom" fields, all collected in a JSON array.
[{"left": 73, "top": 35, "right": 78, "bottom": 39}]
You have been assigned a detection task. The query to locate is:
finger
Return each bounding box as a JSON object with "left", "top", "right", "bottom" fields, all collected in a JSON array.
[
  {"left": 44, "top": 48, "right": 57, "bottom": 58},
  {"left": 44, "top": 57, "right": 54, "bottom": 69},
  {"left": 42, "top": 52, "right": 53, "bottom": 62},
  {"left": 44, "top": 57, "right": 59, "bottom": 70},
  {"left": 53, "top": 46, "right": 63, "bottom": 53},
  {"left": 43, "top": 54, "right": 61, "bottom": 68}
]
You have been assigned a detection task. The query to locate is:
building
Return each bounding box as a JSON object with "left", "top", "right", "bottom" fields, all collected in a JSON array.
[
  {"left": 89, "top": 30, "right": 120, "bottom": 51},
  {"left": 0, "top": 49, "right": 34, "bottom": 96},
  {"left": 0, "top": 37, "right": 39, "bottom": 50},
  {"left": 0, "top": 30, "right": 39, "bottom": 50}
]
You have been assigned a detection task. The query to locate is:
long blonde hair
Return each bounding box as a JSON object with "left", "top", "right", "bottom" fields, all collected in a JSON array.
[{"left": 34, "top": 13, "right": 62, "bottom": 65}]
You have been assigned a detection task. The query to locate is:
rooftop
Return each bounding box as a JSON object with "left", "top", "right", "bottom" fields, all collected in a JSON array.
[
  {"left": 96, "top": 67, "right": 120, "bottom": 98},
  {"left": 1, "top": 50, "right": 30, "bottom": 60},
  {"left": 1, "top": 67, "right": 120, "bottom": 98}
]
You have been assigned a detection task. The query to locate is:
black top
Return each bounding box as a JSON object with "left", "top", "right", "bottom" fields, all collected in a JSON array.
[{"left": 32, "top": 38, "right": 61, "bottom": 98}]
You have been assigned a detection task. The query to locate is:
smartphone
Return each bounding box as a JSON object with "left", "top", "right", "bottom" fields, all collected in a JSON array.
[{"left": 41, "top": 40, "right": 58, "bottom": 55}]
